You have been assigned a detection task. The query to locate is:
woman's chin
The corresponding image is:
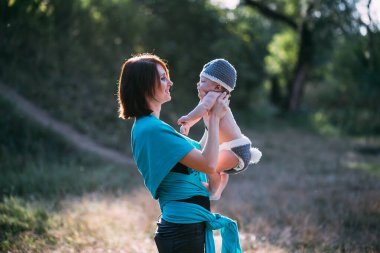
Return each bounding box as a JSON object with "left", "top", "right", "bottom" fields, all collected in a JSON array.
[{"left": 165, "top": 96, "right": 171, "bottom": 102}]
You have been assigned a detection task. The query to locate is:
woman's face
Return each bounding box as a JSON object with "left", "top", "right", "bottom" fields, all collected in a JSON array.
[{"left": 154, "top": 64, "right": 173, "bottom": 103}]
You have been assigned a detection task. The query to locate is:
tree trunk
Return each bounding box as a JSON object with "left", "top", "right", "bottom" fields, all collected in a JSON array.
[
  {"left": 270, "top": 75, "right": 283, "bottom": 107},
  {"left": 286, "top": 21, "right": 313, "bottom": 112},
  {"left": 244, "top": 0, "right": 315, "bottom": 112},
  {"left": 287, "top": 61, "right": 309, "bottom": 111}
]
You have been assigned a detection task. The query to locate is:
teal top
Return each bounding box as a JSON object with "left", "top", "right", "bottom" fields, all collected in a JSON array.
[{"left": 131, "top": 115, "right": 242, "bottom": 253}]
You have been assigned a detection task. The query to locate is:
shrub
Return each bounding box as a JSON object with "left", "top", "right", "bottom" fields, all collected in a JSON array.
[{"left": 0, "top": 197, "right": 54, "bottom": 251}]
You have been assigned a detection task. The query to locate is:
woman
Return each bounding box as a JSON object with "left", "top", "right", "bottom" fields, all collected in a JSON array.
[{"left": 117, "top": 53, "right": 241, "bottom": 253}]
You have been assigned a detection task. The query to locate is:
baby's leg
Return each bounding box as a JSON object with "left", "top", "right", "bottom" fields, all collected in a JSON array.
[
  {"left": 210, "top": 150, "right": 239, "bottom": 200},
  {"left": 207, "top": 171, "right": 221, "bottom": 199},
  {"left": 216, "top": 150, "right": 239, "bottom": 173},
  {"left": 210, "top": 173, "right": 229, "bottom": 200}
]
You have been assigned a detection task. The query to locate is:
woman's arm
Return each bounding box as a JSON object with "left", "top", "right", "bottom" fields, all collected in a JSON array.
[
  {"left": 199, "top": 129, "right": 208, "bottom": 149},
  {"left": 179, "top": 93, "right": 228, "bottom": 174},
  {"left": 179, "top": 114, "right": 220, "bottom": 173}
]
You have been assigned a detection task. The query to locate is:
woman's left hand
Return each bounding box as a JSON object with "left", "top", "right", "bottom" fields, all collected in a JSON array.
[{"left": 209, "top": 92, "right": 229, "bottom": 119}]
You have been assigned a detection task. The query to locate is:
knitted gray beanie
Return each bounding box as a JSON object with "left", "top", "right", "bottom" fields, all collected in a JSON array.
[{"left": 200, "top": 59, "right": 237, "bottom": 92}]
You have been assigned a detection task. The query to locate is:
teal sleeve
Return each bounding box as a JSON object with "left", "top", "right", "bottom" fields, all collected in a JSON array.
[{"left": 132, "top": 116, "right": 196, "bottom": 199}]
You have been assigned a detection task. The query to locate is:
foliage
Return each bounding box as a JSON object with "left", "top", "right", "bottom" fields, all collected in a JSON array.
[
  {"left": 1, "top": 0, "right": 379, "bottom": 137},
  {"left": 264, "top": 28, "right": 297, "bottom": 99},
  {"left": 0, "top": 0, "right": 379, "bottom": 135},
  {"left": 306, "top": 31, "right": 380, "bottom": 136},
  {"left": 0, "top": 197, "right": 54, "bottom": 251},
  {"left": 0, "top": 0, "right": 277, "bottom": 152}
]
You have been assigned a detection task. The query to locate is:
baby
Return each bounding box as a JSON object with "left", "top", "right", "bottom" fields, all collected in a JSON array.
[{"left": 178, "top": 59, "right": 262, "bottom": 200}]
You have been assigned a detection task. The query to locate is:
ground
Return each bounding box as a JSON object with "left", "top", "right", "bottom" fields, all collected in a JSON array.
[{"left": 40, "top": 128, "right": 380, "bottom": 252}]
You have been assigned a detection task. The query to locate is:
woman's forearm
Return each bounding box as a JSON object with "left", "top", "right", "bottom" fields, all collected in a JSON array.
[
  {"left": 201, "top": 114, "right": 220, "bottom": 171},
  {"left": 199, "top": 129, "right": 208, "bottom": 150},
  {"left": 179, "top": 93, "right": 228, "bottom": 174},
  {"left": 204, "top": 115, "right": 221, "bottom": 195}
]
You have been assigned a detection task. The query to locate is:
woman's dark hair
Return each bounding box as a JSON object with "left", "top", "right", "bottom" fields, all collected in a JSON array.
[{"left": 117, "top": 54, "right": 169, "bottom": 119}]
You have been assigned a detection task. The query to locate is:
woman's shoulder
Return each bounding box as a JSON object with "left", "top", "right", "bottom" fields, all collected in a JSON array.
[
  {"left": 134, "top": 115, "right": 158, "bottom": 128},
  {"left": 133, "top": 115, "right": 174, "bottom": 136}
]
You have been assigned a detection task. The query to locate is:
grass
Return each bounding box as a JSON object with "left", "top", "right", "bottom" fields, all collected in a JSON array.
[
  {"left": 0, "top": 197, "right": 56, "bottom": 252},
  {"left": 1, "top": 96, "right": 380, "bottom": 252}
]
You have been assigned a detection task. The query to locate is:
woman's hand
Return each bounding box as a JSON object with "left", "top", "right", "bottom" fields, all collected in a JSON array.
[{"left": 209, "top": 92, "right": 229, "bottom": 119}]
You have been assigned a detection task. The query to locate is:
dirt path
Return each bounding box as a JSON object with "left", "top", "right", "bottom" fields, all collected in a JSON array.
[{"left": 0, "top": 83, "right": 134, "bottom": 166}]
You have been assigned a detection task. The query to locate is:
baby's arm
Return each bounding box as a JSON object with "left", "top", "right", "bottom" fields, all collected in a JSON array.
[
  {"left": 178, "top": 102, "right": 204, "bottom": 135},
  {"left": 178, "top": 92, "right": 219, "bottom": 135}
]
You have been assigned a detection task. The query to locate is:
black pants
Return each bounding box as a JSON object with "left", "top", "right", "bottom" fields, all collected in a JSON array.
[{"left": 154, "top": 218, "right": 206, "bottom": 253}]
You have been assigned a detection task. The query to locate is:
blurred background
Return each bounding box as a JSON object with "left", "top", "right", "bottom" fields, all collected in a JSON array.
[{"left": 0, "top": 0, "right": 379, "bottom": 252}]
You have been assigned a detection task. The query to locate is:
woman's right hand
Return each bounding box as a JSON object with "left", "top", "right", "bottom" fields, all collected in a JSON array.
[{"left": 209, "top": 92, "right": 229, "bottom": 119}]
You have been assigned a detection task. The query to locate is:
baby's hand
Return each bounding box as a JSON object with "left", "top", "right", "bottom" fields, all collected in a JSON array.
[
  {"left": 177, "top": 115, "right": 190, "bottom": 125},
  {"left": 180, "top": 124, "right": 190, "bottom": 136}
]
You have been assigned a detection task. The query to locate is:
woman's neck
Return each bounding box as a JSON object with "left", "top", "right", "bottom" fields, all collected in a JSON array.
[
  {"left": 148, "top": 100, "right": 161, "bottom": 118},
  {"left": 151, "top": 109, "right": 160, "bottom": 118}
]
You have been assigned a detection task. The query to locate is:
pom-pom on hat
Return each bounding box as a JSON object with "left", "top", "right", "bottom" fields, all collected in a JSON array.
[{"left": 200, "top": 59, "right": 237, "bottom": 92}]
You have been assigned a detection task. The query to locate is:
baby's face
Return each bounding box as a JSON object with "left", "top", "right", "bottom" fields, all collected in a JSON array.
[{"left": 197, "top": 76, "right": 223, "bottom": 99}]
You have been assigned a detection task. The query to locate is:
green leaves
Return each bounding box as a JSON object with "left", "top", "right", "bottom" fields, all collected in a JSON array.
[{"left": 0, "top": 197, "right": 52, "bottom": 251}]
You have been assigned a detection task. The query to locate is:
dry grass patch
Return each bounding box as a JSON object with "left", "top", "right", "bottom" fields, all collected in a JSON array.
[
  {"left": 49, "top": 188, "right": 160, "bottom": 253},
  {"left": 4, "top": 125, "right": 378, "bottom": 252},
  {"left": 212, "top": 127, "right": 380, "bottom": 252},
  {"left": 46, "top": 127, "right": 379, "bottom": 252}
]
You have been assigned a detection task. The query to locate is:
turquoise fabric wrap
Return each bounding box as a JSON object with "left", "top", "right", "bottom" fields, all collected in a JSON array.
[
  {"left": 132, "top": 115, "right": 242, "bottom": 253},
  {"left": 132, "top": 115, "right": 195, "bottom": 199},
  {"left": 159, "top": 173, "right": 242, "bottom": 253}
]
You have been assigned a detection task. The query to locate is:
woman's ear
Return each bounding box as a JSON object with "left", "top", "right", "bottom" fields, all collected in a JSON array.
[{"left": 216, "top": 85, "right": 222, "bottom": 91}]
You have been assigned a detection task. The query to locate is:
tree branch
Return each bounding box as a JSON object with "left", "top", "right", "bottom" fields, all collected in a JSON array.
[
  {"left": 367, "top": 0, "right": 373, "bottom": 26},
  {"left": 244, "top": 0, "right": 298, "bottom": 30}
]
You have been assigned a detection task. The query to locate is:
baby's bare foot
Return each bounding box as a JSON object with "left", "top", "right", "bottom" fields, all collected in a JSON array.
[{"left": 210, "top": 192, "right": 221, "bottom": 201}]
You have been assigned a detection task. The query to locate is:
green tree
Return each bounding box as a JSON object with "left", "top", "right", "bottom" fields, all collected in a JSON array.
[{"left": 244, "top": 0, "right": 367, "bottom": 113}]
